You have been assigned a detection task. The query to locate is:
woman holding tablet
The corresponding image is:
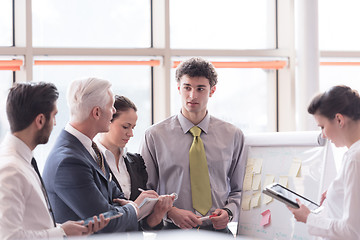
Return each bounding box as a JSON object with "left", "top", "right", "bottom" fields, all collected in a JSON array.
[
  {"left": 96, "top": 95, "right": 174, "bottom": 229},
  {"left": 288, "top": 85, "right": 360, "bottom": 239}
]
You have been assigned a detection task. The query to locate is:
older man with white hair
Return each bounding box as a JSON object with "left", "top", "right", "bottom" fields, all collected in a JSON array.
[{"left": 43, "top": 77, "right": 158, "bottom": 233}]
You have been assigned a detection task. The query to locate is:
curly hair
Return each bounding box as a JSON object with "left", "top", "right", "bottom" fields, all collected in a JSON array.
[{"left": 175, "top": 57, "right": 218, "bottom": 87}]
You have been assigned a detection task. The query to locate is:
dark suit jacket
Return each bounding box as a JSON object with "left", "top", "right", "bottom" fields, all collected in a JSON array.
[
  {"left": 42, "top": 130, "right": 138, "bottom": 233},
  {"left": 109, "top": 152, "right": 164, "bottom": 230},
  {"left": 110, "top": 152, "right": 148, "bottom": 201}
]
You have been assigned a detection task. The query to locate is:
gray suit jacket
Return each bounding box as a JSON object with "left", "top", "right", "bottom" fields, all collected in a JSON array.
[{"left": 43, "top": 129, "right": 138, "bottom": 233}]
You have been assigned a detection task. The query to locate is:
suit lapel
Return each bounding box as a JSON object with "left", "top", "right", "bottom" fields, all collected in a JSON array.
[
  {"left": 124, "top": 154, "right": 140, "bottom": 200},
  {"left": 61, "top": 130, "right": 108, "bottom": 180}
]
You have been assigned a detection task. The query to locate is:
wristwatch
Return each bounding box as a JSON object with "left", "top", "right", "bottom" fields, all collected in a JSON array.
[{"left": 222, "top": 207, "right": 233, "bottom": 222}]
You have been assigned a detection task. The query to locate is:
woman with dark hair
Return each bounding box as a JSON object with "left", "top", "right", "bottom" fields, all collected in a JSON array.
[
  {"left": 288, "top": 85, "right": 360, "bottom": 239},
  {"left": 96, "top": 95, "right": 173, "bottom": 230}
]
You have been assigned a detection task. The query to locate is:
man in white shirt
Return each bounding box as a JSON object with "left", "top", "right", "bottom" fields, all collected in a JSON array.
[{"left": 0, "top": 82, "right": 108, "bottom": 239}]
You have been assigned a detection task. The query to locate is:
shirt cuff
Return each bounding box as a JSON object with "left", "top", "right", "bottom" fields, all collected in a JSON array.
[
  {"left": 127, "top": 202, "right": 139, "bottom": 216},
  {"left": 47, "top": 226, "right": 67, "bottom": 239},
  {"left": 307, "top": 212, "right": 331, "bottom": 230}
]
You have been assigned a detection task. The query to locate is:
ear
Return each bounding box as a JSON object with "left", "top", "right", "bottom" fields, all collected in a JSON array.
[
  {"left": 34, "top": 114, "right": 46, "bottom": 130},
  {"left": 177, "top": 82, "right": 181, "bottom": 94},
  {"left": 335, "top": 113, "right": 345, "bottom": 128},
  {"left": 92, "top": 107, "right": 101, "bottom": 120},
  {"left": 209, "top": 85, "right": 216, "bottom": 97}
]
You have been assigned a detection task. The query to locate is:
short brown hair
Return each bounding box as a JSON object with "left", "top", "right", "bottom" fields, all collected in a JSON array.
[
  {"left": 175, "top": 57, "right": 218, "bottom": 87},
  {"left": 6, "top": 82, "right": 59, "bottom": 133}
]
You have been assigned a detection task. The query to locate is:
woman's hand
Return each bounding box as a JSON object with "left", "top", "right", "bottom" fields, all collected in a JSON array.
[{"left": 287, "top": 199, "right": 311, "bottom": 223}]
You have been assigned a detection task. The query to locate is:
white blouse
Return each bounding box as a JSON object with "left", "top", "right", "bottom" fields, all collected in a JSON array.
[
  {"left": 306, "top": 140, "right": 360, "bottom": 239},
  {"left": 96, "top": 142, "right": 131, "bottom": 200}
]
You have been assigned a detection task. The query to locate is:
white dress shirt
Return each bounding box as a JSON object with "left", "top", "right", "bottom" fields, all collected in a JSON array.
[
  {"left": 306, "top": 139, "right": 360, "bottom": 239},
  {"left": 0, "top": 133, "right": 64, "bottom": 239},
  {"left": 65, "top": 123, "right": 98, "bottom": 162},
  {"left": 96, "top": 142, "right": 132, "bottom": 199}
]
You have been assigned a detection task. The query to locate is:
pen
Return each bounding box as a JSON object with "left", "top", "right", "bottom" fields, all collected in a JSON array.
[{"left": 199, "top": 214, "right": 218, "bottom": 221}]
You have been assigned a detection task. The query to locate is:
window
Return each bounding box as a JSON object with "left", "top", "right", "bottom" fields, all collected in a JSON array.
[
  {"left": 0, "top": 72, "right": 12, "bottom": 140},
  {"left": 320, "top": 59, "right": 360, "bottom": 92},
  {"left": 32, "top": 0, "right": 151, "bottom": 48},
  {"left": 319, "top": 0, "right": 360, "bottom": 51},
  {"left": 170, "top": 0, "right": 276, "bottom": 49},
  {"left": 170, "top": 58, "right": 277, "bottom": 133},
  {"left": 319, "top": 0, "right": 360, "bottom": 93},
  {"left": 0, "top": 0, "right": 12, "bottom": 46}
]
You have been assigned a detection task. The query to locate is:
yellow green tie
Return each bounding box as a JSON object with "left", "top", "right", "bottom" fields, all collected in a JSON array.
[{"left": 189, "top": 126, "right": 212, "bottom": 215}]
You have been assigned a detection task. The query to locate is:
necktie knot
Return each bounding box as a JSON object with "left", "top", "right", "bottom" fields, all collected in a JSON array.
[{"left": 189, "top": 126, "right": 202, "bottom": 137}]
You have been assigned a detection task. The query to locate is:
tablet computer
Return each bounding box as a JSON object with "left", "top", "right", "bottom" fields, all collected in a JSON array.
[
  {"left": 263, "top": 183, "right": 323, "bottom": 213},
  {"left": 82, "top": 209, "right": 123, "bottom": 226}
]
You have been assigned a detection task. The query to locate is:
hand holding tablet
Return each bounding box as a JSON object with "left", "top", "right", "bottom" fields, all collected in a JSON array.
[{"left": 263, "top": 183, "right": 323, "bottom": 214}]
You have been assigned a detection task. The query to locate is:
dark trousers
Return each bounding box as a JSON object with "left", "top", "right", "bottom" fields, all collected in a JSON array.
[{"left": 163, "top": 221, "right": 233, "bottom": 234}]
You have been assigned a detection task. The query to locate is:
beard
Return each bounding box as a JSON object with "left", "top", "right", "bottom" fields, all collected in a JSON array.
[{"left": 35, "top": 121, "right": 52, "bottom": 145}]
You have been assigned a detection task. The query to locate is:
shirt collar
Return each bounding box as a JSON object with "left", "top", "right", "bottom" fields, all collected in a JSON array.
[
  {"left": 95, "top": 140, "right": 127, "bottom": 161},
  {"left": 346, "top": 139, "right": 360, "bottom": 156},
  {"left": 177, "top": 111, "right": 210, "bottom": 134},
  {"left": 65, "top": 123, "right": 93, "bottom": 150},
  {"left": 3, "top": 133, "right": 33, "bottom": 164}
]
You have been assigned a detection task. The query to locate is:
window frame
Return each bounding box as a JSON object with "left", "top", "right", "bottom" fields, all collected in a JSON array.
[{"left": 1, "top": 0, "right": 296, "bottom": 133}]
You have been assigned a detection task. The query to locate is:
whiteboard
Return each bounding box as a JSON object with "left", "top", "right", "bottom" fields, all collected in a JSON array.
[{"left": 237, "top": 131, "right": 336, "bottom": 240}]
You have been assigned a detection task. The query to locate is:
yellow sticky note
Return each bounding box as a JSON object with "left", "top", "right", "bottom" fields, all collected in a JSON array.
[
  {"left": 247, "top": 158, "right": 256, "bottom": 166},
  {"left": 243, "top": 173, "right": 253, "bottom": 191},
  {"left": 252, "top": 158, "right": 263, "bottom": 174},
  {"left": 279, "top": 176, "right": 288, "bottom": 187},
  {"left": 242, "top": 195, "right": 252, "bottom": 211},
  {"left": 243, "top": 166, "right": 253, "bottom": 191},
  {"left": 263, "top": 193, "right": 273, "bottom": 205},
  {"left": 252, "top": 174, "right": 262, "bottom": 191},
  {"left": 289, "top": 158, "right": 302, "bottom": 177},
  {"left": 263, "top": 174, "right": 275, "bottom": 187},
  {"left": 250, "top": 192, "right": 261, "bottom": 208}
]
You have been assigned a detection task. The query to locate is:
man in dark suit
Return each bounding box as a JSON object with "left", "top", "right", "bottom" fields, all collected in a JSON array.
[{"left": 43, "top": 77, "right": 158, "bottom": 233}]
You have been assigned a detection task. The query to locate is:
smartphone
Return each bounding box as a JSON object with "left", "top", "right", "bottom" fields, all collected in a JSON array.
[
  {"left": 263, "top": 183, "right": 323, "bottom": 213},
  {"left": 82, "top": 209, "right": 123, "bottom": 226}
]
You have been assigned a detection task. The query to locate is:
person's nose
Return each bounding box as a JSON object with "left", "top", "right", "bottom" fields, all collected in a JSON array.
[
  {"left": 189, "top": 89, "right": 196, "bottom": 99},
  {"left": 321, "top": 130, "right": 327, "bottom": 139},
  {"left": 127, "top": 129, "right": 134, "bottom": 138}
]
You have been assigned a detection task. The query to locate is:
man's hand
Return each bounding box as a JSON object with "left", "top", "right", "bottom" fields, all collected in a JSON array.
[
  {"left": 62, "top": 214, "right": 109, "bottom": 236},
  {"left": 167, "top": 207, "right": 202, "bottom": 229},
  {"left": 113, "top": 198, "right": 131, "bottom": 206},
  {"left": 210, "top": 209, "right": 229, "bottom": 230},
  {"left": 86, "top": 214, "right": 110, "bottom": 234},
  {"left": 287, "top": 199, "right": 311, "bottom": 223},
  {"left": 146, "top": 195, "right": 175, "bottom": 227},
  {"left": 61, "top": 221, "right": 88, "bottom": 236}
]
